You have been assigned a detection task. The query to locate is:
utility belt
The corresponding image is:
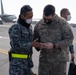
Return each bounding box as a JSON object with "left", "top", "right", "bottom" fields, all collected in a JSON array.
[{"left": 8, "top": 51, "right": 31, "bottom": 61}]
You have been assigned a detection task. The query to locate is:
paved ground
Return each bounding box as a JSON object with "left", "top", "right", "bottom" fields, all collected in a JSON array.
[{"left": 0, "top": 23, "right": 76, "bottom": 75}]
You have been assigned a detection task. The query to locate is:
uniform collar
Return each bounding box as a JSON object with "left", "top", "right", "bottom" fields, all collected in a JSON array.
[{"left": 17, "top": 15, "right": 30, "bottom": 29}]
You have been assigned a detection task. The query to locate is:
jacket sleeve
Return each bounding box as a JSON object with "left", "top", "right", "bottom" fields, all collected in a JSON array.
[
  {"left": 69, "top": 45, "right": 74, "bottom": 54},
  {"left": 8, "top": 25, "right": 32, "bottom": 50},
  {"left": 57, "top": 22, "right": 74, "bottom": 48},
  {"left": 33, "top": 24, "right": 41, "bottom": 51}
]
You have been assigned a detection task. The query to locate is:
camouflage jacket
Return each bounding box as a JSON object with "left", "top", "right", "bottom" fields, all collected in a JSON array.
[
  {"left": 34, "top": 15, "right": 74, "bottom": 62},
  {"left": 8, "top": 23, "right": 33, "bottom": 54}
]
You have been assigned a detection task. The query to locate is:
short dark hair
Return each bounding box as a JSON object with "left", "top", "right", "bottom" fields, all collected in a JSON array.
[
  {"left": 60, "top": 8, "right": 68, "bottom": 16},
  {"left": 43, "top": 4, "right": 55, "bottom": 16},
  {"left": 20, "top": 5, "right": 32, "bottom": 15}
]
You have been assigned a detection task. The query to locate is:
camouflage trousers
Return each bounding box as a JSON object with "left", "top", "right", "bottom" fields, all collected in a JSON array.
[
  {"left": 9, "top": 58, "right": 33, "bottom": 75},
  {"left": 38, "top": 60, "right": 67, "bottom": 75}
]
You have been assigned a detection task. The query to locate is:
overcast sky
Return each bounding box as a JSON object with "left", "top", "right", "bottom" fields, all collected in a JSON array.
[{"left": 0, "top": 0, "right": 76, "bottom": 23}]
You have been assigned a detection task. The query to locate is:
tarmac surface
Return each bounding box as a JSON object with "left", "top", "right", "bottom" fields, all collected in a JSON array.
[{"left": 0, "top": 23, "right": 76, "bottom": 75}]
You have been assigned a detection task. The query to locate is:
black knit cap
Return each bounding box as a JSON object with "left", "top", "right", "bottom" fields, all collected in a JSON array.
[
  {"left": 43, "top": 4, "right": 55, "bottom": 16},
  {"left": 20, "top": 5, "right": 32, "bottom": 15}
]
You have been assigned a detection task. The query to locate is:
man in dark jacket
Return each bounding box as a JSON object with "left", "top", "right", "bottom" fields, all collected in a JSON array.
[{"left": 8, "top": 5, "right": 39, "bottom": 75}]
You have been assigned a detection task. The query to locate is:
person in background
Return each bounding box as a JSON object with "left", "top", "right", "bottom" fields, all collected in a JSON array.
[
  {"left": 8, "top": 5, "right": 39, "bottom": 75},
  {"left": 60, "top": 8, "right": 74, "bottom": 60},
  {"left": 33, "top": 4, "right": 74, "bottom": 75}
]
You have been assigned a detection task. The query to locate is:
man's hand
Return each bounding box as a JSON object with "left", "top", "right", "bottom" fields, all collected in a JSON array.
[
  {"left": 32, "top": 40, "right": 56, "bottom": 49},
  {"left": 44, "top": 43, "right": 54, "bottom": 49},
  {"left": 71, "top": 53, "right": 74, "bottom": 61},
  {"left": 32, "top": 39, "right": 40, "bottom": 48},
  {"left": 39, "top": 43, "right": 54, "bottom": 49},
  {"left": 39, "top": 43, "right": 46, "bottom": 49}
]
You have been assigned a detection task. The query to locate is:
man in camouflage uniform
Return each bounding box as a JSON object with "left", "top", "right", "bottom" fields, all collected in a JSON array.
[
  {"left": 33, "top": 5, "right": 74, "bottom": 75},
  {"left": 8, "top": 5, "right": 39, "bottom": 75},
  {"left": 60, "top": 8, "right": 74, "bottom": 60}
]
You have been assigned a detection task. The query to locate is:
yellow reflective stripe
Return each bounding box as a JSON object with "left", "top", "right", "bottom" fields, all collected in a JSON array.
[{"left": 12, "top": 53, "right": 30, "bottom": 59}]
